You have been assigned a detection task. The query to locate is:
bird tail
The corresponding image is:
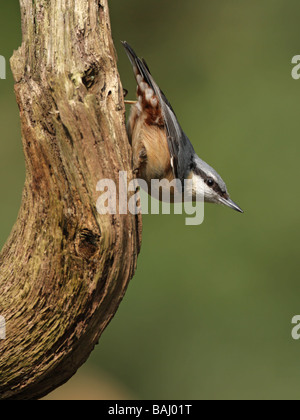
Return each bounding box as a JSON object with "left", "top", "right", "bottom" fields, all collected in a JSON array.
[
  {"left": 121, "top": 41, "right": 175, "bottom": 113},
  {"left": 121, "top": 41, "right": 154, "bottom": 91}
]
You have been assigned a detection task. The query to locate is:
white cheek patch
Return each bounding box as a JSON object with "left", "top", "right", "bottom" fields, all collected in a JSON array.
[
  {"left": 203, "top": 183, "right": 215, "bottom": 199},
  {"left": 191, "top": 174, "right": 217, "bottom": 203},
  {"left": 193, "top": 175, "right": 205, "bottom": 196}
]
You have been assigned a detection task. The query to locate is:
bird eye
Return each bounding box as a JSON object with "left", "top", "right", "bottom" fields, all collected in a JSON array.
[{"left": 207, "top": 178, "right": 215, "bottom": 187}]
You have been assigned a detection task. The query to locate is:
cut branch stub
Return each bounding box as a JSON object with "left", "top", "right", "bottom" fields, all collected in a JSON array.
[{"left": 0, "top": 0, "right": 142, "bottom": 400}]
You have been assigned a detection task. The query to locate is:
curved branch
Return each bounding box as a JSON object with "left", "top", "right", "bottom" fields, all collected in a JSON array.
[{"left": 0, "top": 0, "right": 142, "bottom": 400}]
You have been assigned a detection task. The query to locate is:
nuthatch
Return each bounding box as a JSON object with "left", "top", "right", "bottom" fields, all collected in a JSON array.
[{"left": 122, "top": 41, "right": 243, "bottom": 213}]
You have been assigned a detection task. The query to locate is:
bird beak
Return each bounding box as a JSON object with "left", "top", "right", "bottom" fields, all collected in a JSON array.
[{"left": 219, "top": 197, "right": 244, "bottom": 213}]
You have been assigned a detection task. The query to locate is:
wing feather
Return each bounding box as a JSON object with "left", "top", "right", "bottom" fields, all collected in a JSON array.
[{"left": 122, "top": 42, "right": 195, "bottom": 183}]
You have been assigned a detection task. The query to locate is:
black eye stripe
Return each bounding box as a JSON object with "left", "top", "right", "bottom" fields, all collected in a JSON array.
[{"left": 192, "top": 163, "right": 228, "bottom": 198}]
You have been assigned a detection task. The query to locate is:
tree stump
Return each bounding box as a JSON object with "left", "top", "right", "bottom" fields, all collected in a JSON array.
[{"left": 0, "top": 0, "right": 142, "bottom": 400}]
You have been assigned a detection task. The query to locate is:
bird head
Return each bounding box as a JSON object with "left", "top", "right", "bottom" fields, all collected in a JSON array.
[{"left": 191, "top": 156, "right": 243, "bottom": 213}]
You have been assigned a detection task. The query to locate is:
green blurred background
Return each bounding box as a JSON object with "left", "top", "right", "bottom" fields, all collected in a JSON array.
[{"left": 1, "top": 0, "right": 300, "bottom": 400}]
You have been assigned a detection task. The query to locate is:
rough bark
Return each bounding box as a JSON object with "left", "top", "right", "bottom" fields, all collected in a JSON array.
[{"left": 0, "top": 0, "right": 142, "bottom": 400}]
